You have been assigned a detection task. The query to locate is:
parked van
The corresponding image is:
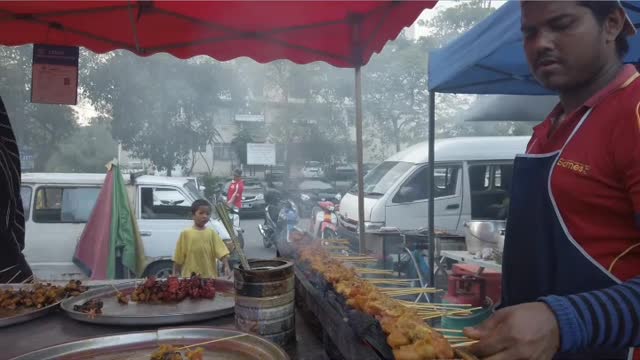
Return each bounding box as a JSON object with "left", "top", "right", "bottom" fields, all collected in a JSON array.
[
  {"left": 337, "top": 136, "right": 529, "bottom": 237},
  {"left": 20, "top": 173, "right": 230, "bottom": 281}
]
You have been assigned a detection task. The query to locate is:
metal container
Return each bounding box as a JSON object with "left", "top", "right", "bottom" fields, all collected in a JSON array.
[
  {"left": 9, "top": 327, "right": 289, "bottom": 360},
  {"left": 60, "top": 279, "right": 235, "bottom": 326},
  {"left": 234, "top": 259, "right": 295, "bottom": 346},
  {"left": 0, "top": 285, "right": 61, "bottom": 328},
  {"left": 464, "top": 220, "right": 506, "bottom": 254}
]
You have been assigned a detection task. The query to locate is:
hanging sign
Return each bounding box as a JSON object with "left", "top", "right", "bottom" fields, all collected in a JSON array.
[{"left": 31, "top": 44, "right": 79, "bottom": 105}]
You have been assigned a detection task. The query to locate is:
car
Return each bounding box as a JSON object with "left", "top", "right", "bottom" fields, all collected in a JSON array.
[
  {"left": 289, "top": 179, "right": 342, "bottom": 218},
  {"left": 302, "top": 161, "right": 325, "bottom": 178},
  {"left": 221, "top": 178, "right": 266, "bottom": 216}
]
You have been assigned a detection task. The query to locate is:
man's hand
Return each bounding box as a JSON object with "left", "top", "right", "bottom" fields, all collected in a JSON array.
[
  {"left": 463, "top": 302, "right": 560, "bottom": 360},
  {"left": 223, "top": 264, "right": 232, "bottom": 279}
]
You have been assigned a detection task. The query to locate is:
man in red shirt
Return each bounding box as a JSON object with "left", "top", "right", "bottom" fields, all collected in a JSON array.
[
  {"left": 465, "top": 2, "right": 640, "bottom": 360},
  {"left": 227, "top": 168, "right": 244, "bottom": 210}
]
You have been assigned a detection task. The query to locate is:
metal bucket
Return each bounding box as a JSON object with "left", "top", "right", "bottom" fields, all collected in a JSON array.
[{"left": 234, "top": 259, "right": 295, "bottom": 346}]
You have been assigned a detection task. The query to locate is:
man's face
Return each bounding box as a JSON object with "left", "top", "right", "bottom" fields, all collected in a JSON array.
[{"left": 521, "top": 1, "right": 621, "bottom": 91}]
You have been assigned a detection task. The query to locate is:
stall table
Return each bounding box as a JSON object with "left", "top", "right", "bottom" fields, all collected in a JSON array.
[{"left": 0, "top": 285, "right": 328, "bottom": 360}]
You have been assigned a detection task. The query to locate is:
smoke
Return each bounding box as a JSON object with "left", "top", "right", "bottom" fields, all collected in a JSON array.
[{"left": 460, "top": 94, "right": 558, "bottom": 123}]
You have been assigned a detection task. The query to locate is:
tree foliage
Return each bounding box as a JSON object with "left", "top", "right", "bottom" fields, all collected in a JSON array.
[
  {"left": 0, "top": 45, "right": 78, "bottom": 171},
  {"left": 83, "top": 52, "right": 238, "bottom": 175}
]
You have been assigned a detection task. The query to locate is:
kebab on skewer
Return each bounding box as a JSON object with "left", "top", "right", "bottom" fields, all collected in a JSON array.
[{"left": 298, "top": 245, "right": 456, "bottom": 360}]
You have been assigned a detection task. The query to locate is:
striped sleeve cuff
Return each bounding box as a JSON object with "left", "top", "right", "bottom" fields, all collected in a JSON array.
[
  {"left": 540, "top": 277, "right": 640, "bottom": 352},
  {"left": 540, "top": 295, "right": 588, "bottom": 352}
]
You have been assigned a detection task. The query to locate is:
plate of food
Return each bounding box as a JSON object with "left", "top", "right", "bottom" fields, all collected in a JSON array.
[
  {"left": 9, "top": 327, "right": 289, "bottom": 360},
  {"left": 60, "top": 274, "right": 235, "bottom": 326},
  {"left": 0, "top": 280, "right": 88, "bottom": 328}
]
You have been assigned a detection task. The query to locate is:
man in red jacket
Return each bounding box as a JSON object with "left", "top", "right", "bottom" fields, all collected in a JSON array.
[{"left": 226, "top": 168, "right": 244, "bottom": 211}]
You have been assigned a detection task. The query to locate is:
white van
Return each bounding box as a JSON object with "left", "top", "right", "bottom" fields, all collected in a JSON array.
[
  {"left": 337, "top": 136, "right": 529, "bottom": 237},
  {"left": 20, "top": 173, "right": 230, "bottom": 281}
]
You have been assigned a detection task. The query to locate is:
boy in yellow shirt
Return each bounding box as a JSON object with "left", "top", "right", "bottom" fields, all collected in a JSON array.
[{"left": 173, "top": 199, "right": 231, "bottom": 278}]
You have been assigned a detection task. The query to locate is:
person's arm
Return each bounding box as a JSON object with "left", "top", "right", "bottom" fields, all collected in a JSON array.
[
  {"left": 540, "top": 277, "right": 640, "bottom": 351},
  {"left": 172, "top": 232, "right": 186, "bottom": 276},
  {"left": 220, "top": 255, "right": 231, "bottom": 278},
  {"left": 210, "top": 230, "right": 231, "bottom": 277}
]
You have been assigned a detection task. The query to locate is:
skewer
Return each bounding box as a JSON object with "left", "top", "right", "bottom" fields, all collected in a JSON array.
[
  {"left": 421, "top": 307, "right": 483, "bottom": 320},
  {"left": 20, "top": 275, "right": 33, "bottom": 284},
  {"left": 434, "top": 328, "right": 464, "bottom": 333},
  {"left": 451, "top": 340, "right": 479, "bottom": 348},
  {"left": 444, "top": 335, "right": 471, "bottom": 341},
  {"left": 176, "top": 333, "right": 248, "bottom": 350},
  {"left": 354, "top": 268, "right": 395, "bottom": 275}
]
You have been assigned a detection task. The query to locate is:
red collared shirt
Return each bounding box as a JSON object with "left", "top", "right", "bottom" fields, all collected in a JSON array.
[{"left": 527, "top": 64, "right": 640, "bottom": 281}]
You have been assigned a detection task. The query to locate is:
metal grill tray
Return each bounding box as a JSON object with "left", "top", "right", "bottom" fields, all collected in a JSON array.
[
  {"left": 0, "top": 284, "right": 62, "bottom": 328},
  {"left": 60, "top": 279, "right": 235, "bottom": 326},
  {"left": 9, "top": 327, "right": 289, "bottom": 360}
]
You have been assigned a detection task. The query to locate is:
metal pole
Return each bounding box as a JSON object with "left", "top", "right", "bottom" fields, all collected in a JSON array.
[
  {"left": 355, "top": 66, "right": 366, "bottom": 253},
  {"left": 117, "top": 142, "right": 122, "bottom": 164},
  {"left": 427, "top": 91, "right": 436, "bottom": 288}
]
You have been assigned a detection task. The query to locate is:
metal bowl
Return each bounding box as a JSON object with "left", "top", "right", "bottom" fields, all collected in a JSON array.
[{"left": 464, "top": 220, "right": 506, "bottom": 254}]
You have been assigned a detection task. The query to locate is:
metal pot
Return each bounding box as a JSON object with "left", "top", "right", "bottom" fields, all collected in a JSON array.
[{"left": 464, "top": 220, "right": 506, "bottom": 254}]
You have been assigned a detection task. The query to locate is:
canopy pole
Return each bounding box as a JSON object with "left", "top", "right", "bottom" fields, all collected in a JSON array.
[
  {"left": 427, "top": 91, "right": 436, "bottom": 288},
  {"left": 355, "top": 66, "right": 366, "bottom": 253}
]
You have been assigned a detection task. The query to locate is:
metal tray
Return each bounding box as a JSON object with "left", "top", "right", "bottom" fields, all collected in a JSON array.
[
  {"left": 0, "top": 284, "right": 62, "bottom": 328},
  {"left": 9, "top": 327, "right": 289, "bottom": 360},
  {"left": 61, "top": 279, "right": 235, "bottom": 326}
]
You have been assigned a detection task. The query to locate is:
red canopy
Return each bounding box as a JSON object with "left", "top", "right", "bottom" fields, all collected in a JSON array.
[{"left": 0, "top": 1, "right": 436, "bottom": 67}]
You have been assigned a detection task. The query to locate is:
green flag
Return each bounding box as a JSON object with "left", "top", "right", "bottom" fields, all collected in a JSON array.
[{"left": 107, "top": 164, "right": 146, "bottom": 279}]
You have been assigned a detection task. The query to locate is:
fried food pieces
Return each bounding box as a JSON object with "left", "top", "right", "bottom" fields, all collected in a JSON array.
[
  {"left": 122, "top": 273, "right": 216, "bottom": 304},
  {"left": 150, "top": 345, "right": 204, "bottom": 360},
  {"left": 73, "top": 298, "right": 103, "bottom": 319},
  {"left": 298, "top": 246, "right": 454, "bottom": 360},
  {"left": 0, "top": 280, "right": 88, "bottom": 314}
]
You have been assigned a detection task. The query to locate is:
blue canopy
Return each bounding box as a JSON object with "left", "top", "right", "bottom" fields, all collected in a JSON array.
[{"left": 428, "top": 0, "right": 640, "bottom": 95}]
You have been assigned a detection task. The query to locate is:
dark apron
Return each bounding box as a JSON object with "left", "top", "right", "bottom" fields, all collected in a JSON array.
[{"left": 501, "top": 109, "right": 634, "bottom": 360}]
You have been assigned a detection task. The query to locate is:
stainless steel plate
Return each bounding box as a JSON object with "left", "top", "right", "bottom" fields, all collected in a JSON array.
[
  {"left": 60, "top": 279, "right": 235, "bottom": 326},
  {"left": 0, "top": 284, "right": 61, "bottom": 328},
  {"left": 10, "top": 327, "right": 289, "bottom": 360}
]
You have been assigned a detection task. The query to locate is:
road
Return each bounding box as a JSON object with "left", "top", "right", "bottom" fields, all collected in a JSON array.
[{"left": 238, "top": 216, "right": 309, "bottom": 260}]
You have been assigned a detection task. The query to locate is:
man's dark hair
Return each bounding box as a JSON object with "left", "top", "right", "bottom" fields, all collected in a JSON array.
[
  {"left": 579, "top": 1, "right": 630, "bottom": 58},
  {"left": 191, "top": 199, "right": 211, "bottom": 214}
]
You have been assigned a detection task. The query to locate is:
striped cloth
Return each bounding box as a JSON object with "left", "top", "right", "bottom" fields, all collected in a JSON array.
[{"left": 0, "top": 96, "right": 32, "bottom": 283}]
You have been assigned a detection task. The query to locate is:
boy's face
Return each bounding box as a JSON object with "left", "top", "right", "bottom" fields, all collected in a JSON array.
[{"left": 193, "top": 206, "right": 211, "bottom": 227}]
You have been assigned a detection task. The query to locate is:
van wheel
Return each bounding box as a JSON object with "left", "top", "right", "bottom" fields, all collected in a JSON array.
[{"left": 143, "top": 261, "right": 174, "bottom": 278}]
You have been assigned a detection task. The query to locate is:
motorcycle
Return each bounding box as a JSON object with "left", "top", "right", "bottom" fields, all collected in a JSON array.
[
  {"left": 258, "top": 195, "right": 299, "bottom": 251},
  {"left": 309, "top": 201, "right": 339, "bottom": 239}
]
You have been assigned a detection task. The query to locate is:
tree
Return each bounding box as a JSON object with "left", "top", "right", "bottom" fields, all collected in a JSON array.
[
  {"left": 231, "top": 127, "right": 254, "bottom": 166},
  {"left": 421, "top": 0, "right": 496, "bottom": 47},
  {"left": 46, "top": 121, "right": 118, "bottom": 172},
  {"left": 83, "top": 52, "right": 239, "bottom": 175},
  {"left": 0, "top": 45, "right": 78, "bottom": 170}
]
